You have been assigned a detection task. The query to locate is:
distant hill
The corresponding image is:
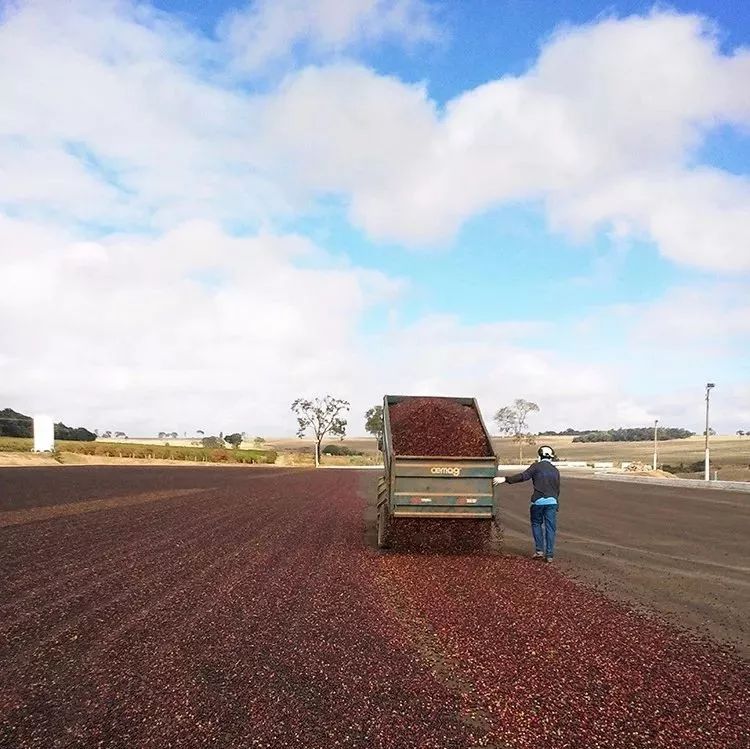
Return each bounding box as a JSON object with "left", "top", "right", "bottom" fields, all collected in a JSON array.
[{"left": 0, "top": 408, "right": 96, "bottom": 441}]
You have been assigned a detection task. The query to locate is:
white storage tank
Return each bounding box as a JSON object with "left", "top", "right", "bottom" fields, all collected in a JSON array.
[{"left": 33, "top": 414, "right": 54, "bottom": 452}]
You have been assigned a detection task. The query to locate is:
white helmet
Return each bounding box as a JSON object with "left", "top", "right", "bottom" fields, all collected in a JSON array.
[{"left": 538, "top": 445, "right": 556, "bottom": 460}]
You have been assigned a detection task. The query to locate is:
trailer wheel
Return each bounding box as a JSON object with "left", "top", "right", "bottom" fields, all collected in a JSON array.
[
  {"left": 377, "top": 503, "right": 392, "bottom": 549},
  {"left": 489, "top": 519, "right": 502, "bottom": 552}
]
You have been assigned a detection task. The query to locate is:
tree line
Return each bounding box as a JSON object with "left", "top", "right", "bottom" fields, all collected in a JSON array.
[
  {"left": 539, "top": 427, "right": 695, "bottom": 440},
  {"left": 0, "top": 408, "right": 96, "bottom": 441},
  {"left": 570, "top": 427, "right": 694, "bottom": 442}
]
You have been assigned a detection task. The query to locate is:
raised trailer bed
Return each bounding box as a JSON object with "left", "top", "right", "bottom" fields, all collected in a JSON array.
[{"left": 377, "top": 395, "right": 497, "bottom": 548}]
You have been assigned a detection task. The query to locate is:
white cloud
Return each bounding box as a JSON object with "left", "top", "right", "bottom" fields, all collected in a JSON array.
[
  {"left": 1, "top": 4, "right": 748, "bottom": 269},
  {"left": 1, "top": 211, "right": 745, "bottom": 434},
  {"left": 0, "top": 215, "right": 401, "bottom": 433},
  {"left": 0, "top": 140, "right": 126, "bottom": 222},
  {"left": 374, "top": 302, "right": 750, "bottom": 434},
  {"left": 627, "top": 284, "right": 750, "bottom": 345},
  {"left": 219, "top": 0, "right": 440, "bottom": 74},
  {"left": 0, "top": 213, "right": 639, "bottom": 434},
  {"left": 260, "top": 12, "right": 750, "bottom": 269},
  {"left": 553, "top": 283, "right": 750, "bottom": 431},
  {"left": 0, "top": 0, "right": 286, "bottom": 228},
  {"left": 258, "top": 64, "right": 436, "bottom": 193},
  {"left": 547, "top": 168, "right": 750, "bottom": 271},
  {"left": 354, "top": 315, "right": 616, "bottom": 424}
]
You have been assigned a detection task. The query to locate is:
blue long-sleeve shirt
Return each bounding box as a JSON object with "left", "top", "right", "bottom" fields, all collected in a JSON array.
[{"left": 505, "top": 459, "right": 560, "bottom": 504}]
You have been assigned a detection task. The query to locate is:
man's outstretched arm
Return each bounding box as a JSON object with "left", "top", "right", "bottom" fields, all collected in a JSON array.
[{"left": 494, "top": 463, "right": 536, "bottom": 486}]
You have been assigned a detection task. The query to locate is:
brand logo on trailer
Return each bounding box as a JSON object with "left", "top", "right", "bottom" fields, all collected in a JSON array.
[{"left": 431, "top": 466, "right": 461, "bottom": 476}]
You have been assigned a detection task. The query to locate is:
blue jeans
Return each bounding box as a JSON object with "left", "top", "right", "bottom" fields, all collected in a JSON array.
[{"left": 530, "top": 504, "right": 557, "bottom": 557}]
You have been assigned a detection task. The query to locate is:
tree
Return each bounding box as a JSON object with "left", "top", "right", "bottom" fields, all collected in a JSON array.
[
  {"left": 224, "top": 432, "right": 243, "bottom": 449},
  {"left": 115, "top": 431, "right": 127, "bottom": 438},
  {"left": 201, "top": 436, "right": 224, "bottom": 448},
  {"left": 170, "top": 432, "right": 178, "bottom": 439},
  {"left": 737, "top": 430, "right": 745, "bottom": 437},
  {"left": 703, "top": 428, "right": 716, "bottom": 437},
  {"left": 0, "top": 408, "right": 33, "bottom": 437},
  {"left": 365, "top": 405, "right": 384, "bottom": 446},
  {"left": 291, "top": 396, "right": 350, "bottom": 467},
  {"left": 253, "top": 436, "right": 265, "bottom": 447},
  {"left": 101, "top": 430, "right": 112, "bottom": 439},
  {"left": 158, "top": 432, "right": 166, "bottom": 439},
  {"left": 494, "top": 399, "right": 540, "bottom": 463},
  {"left": 197, "top": 430, "right": 205, "bottom": 436},
  {"left": 54, "top": 424, "right": 97, "bottom": 441}
]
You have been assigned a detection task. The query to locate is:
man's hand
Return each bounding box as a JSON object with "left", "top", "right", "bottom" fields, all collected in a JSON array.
[{"left": 493, "top": 476, "right": 506, "bottom": 485}]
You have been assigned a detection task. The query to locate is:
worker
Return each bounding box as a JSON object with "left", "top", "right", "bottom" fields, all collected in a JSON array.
[{"left": 494, "top": 445, "right": 560, "bottom": 562}]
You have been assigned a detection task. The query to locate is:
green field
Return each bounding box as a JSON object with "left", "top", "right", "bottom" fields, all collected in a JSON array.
[{"left": 0, "top": 437, "right": 277, "bottom": 464}]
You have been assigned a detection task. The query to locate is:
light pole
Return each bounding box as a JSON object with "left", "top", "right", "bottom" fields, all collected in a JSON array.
[
  {"left": 653, "top": 418, "right": 659, "bottom": 471},
  {"left": 704, "top": 383, "right": 715, "bottom": 481}
]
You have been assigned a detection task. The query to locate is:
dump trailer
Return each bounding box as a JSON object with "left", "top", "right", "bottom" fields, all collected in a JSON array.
[{"left": 377, "top": 395, "right": 497, "bottom": 548}]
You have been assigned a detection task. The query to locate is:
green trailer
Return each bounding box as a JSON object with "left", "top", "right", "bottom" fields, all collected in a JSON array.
[{"left": 376, "top": 395, "right": 497, "bottom": 548}]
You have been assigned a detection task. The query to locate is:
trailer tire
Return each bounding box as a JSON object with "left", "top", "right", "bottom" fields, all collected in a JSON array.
[{"left": 377, "top": 504, "right": 392, "bottom": 549}]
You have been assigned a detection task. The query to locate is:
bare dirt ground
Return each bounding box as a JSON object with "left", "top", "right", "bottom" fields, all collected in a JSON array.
[
  {"left": 0, "top": 452, "right": 281, "bottom": 469},
  {"left": 0, "top": 452, "right": 62, "bottom": 467},
  {"left": 1, "top": 467, "right": 748, "bottom": 748}
]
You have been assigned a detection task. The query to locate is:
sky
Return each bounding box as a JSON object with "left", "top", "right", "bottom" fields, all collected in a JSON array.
[{"left": 1, "top": 0, "right": 749, "bottom": 437}]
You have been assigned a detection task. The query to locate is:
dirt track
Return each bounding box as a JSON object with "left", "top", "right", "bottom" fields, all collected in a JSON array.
[{"left": 1, "top": 466, "right": 748, "bottom": 748}]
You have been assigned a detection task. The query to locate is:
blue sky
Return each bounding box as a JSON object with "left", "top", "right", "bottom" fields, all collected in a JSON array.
[{"left": 0, "top": 0, "right": 748, "bottom": 435}]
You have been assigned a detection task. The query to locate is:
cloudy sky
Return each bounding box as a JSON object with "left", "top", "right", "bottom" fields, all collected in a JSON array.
[{"left": 1, "top": 0, "right": 749, "bottom": 437}]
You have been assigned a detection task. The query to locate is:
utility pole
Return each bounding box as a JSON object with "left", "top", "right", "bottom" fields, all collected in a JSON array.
[
  {"left": 704, "top": 383, "right": 715, "bottom": 481},
  {"left": 653, "top": 418, "right": 659, "bottom": 471}
]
